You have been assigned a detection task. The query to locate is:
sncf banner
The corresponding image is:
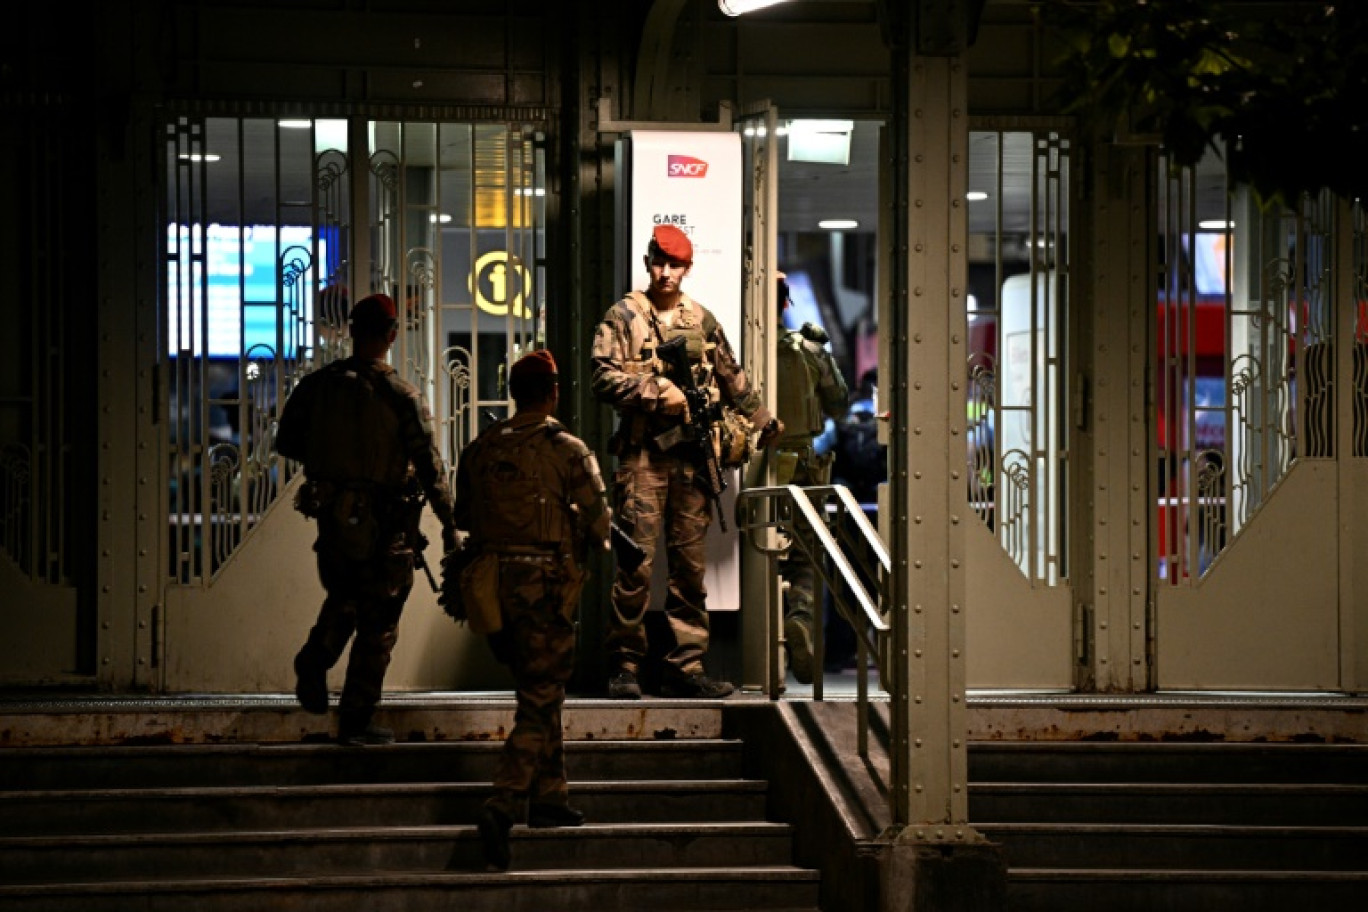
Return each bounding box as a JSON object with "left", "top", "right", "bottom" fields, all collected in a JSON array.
[
  {"left": 618, "top": 130, "right": 744, "bottom": 612},
  {"left": 622, "top": 131, "right": 742, "bottom": 341}
]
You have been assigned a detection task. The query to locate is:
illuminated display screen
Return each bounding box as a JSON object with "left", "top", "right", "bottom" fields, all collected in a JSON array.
[{"left": 166, "top": 224, "right": 326, "bottom": 357}]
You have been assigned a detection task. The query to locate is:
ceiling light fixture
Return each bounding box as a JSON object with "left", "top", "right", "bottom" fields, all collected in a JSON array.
[
  {"left": 278, "top": 120, "right": 312, "bottom": 129},
  {"left": 429, "top": 213, "right": 453, "bottom": 224},
  {"left": 718, "top": 0, "right": 790, "bottom": 15},
  {"left": 819, "top": 219, "right": 859, "bottom": 230},
  {"left": 966, "top": 191, "right": 989, "bottom": 201},
  {"left": 787, "top": 119, "right": 854, "bottom": 165},
  {"left": 1198, "top": 219, "right": 1234, "bottom": 231},
  {"left": 177, "top": 153, "right": 221, "bottom": 163}
]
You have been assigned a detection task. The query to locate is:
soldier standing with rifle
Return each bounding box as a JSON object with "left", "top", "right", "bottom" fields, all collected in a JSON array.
[
  {"left": 274, "top": 292, "right": 458, "bottom": 746},
  {"left": 590, "top": 225, "right": 783, "bottom": 700},
  {"left": 772, "top": 272, "right": 849, "bottom": 685},
  {"left": 441, "top": 349, "right": 611, "bottom": 872}
]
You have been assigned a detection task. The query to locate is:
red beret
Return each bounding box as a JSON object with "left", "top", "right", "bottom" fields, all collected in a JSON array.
[
  {"left": 649, "top": 225, "right": 694, "bottom": 265},
  {"left": 509, "top": 349, "right": 558, "bottom": 382},
  {"left": 349, "top": 293, "right": 397, "bottom": 325}
]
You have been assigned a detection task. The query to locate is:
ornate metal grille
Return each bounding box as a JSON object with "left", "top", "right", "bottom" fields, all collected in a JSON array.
[
  {"left": 965, "top": 129, "right": 1071, "bottom": 584},
  {"left": 1155, "top": 150, "right": 1337, "bottom": 583},
  {"left": 162, "top": 116, "right": 346, "bottom": 585},
  {"left": 1, "top": 106, "right": 74, "bottom": 585},
  {"left": 368, "top": 122, "right": 545, "bottom": 482},
  {"left": 161, "top": 117, "right": 544, "bottom": 584}
]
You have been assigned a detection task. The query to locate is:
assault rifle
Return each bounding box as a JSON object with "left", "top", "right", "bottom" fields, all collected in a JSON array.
[
  {"left": 654, "top": 335, "right": 729, "bottom": 531},
  {"left": 413, "top": 530, "right": 441, "bottom": 593}
]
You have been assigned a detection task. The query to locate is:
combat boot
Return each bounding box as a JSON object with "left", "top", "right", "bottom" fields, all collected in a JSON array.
[
  {"left": 528, "top": 803, "right": 585, "bottom": 828},
  {"left": 293, "top": 652, "right": 329, "bottom": 715},
  {"left": 784, "top": 615, "right": 816, "bottom": 685},
  {"left": 607, "top": 669, "right": 642, "bottom": 699},
  {"left": 477, "top": 805, "right": 514, "bottom": 871},
  {"left": 659, "top": 670, "right": 734, "bottom": 699}
]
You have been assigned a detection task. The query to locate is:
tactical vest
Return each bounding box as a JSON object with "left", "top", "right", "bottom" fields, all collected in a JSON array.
[
  {"left": 303, "top": 361, "right": 409, "bottom": 487},
  {"left": 468, "top": 420, "right": 573, "bottom": 552},
  {"left": 775, "top": 330, "right": 825, "bottom": 440},
  {"left": 627, "top": 291, "right": 715, "bottom": 384}
]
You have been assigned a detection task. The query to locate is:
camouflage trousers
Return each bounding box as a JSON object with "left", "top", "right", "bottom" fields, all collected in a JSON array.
[
  {"left": 487, "top": 558, "right": 578, "bottom": 817},
  {"left": 296, "top": 510, "right": 415, "bottom": 729},
  {"left": 775, "top": 446, "right": 833, "bottom": 627},
  {"left": 608, "top": 446, "right": 712, "bottom": 677}
]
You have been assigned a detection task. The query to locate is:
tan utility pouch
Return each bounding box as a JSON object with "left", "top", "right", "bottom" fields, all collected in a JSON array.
[
  {"left": 458, "top": 552, "right": 503, "bottom": 634},
  {"left": 716, "top": 408, "right": 754, "bottom": 468},
  {"left": 774, "top": 449, "right": 800, "bottom": 486}
]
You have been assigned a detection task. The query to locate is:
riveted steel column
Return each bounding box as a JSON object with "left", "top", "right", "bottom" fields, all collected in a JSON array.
[
  {"left": 1088, "top": 144, "right": 1153, "bottom": 692},
  {"left": 888, "top": 54, "right": 972, "bottom": 830},
  {"left": 1336, "top": 196, "right": 1361, "bottom": 692},
  {"left": 97, "top": 1, "right": 160, "bottom": 689}
]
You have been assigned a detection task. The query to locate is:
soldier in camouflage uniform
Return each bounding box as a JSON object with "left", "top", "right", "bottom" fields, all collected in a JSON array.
[
  {"left": 453, "top": 349, "right": 611, "bottom": 872},
  {"left": 591, "top": 225, "right": 782, "bottom": 700},
  {"left": 274, "top": 293, "right": 458, "bottom": 746},
  {"left": 773, "top": 273, "right": 849, "bottom": 685}
]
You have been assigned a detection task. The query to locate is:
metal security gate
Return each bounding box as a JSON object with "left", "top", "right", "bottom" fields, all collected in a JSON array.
[
  {"left": 155, "top": 113, "right": 545, "bottom": 693},
  {"left": 1152, "top": 149, "right": 1366, "bottom": 692},
  {"left": 963, "top": 127, "right": 1074, "bottom": 690}
]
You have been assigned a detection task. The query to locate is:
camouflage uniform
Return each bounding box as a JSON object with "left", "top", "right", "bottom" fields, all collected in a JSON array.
[
  {"left": 591, "top": 292, "right": 772, "bottom": 681},
  {"left": 275, "top": 355, "right": 455, "bottom": 734},
  {"left": 774, "top": 324, "right": 849, "bottom": 635},
  {"left": 454, "top": 411, "right": 610, "bottom": 818}
]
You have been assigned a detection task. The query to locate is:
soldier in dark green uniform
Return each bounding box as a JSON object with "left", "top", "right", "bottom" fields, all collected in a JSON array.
[
  {"left": 450, "top": 349, "right": 611, "bottom": 872},
  {"left": 773, "top": 273, "right": 849, "bottom": 684},
  {"left": 591, "top": 225, "right": 783, "bottom": 700},
  {"left": 274, "top": 293, "right": 458, "bottom": 746}
]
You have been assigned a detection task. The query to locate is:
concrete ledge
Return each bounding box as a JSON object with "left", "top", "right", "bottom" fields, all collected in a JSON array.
[{"left": 0, "top": 695, "right": 727, "bottom": 747}]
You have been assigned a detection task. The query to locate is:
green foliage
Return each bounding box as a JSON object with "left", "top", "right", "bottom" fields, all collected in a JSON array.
[{"left": 1034, "top": 0, "right": 1368, "bottom": 205}]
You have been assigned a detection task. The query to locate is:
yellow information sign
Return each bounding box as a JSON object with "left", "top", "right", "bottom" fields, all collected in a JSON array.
[{"left": 470, "top": 250, "right": 530, "bottom": 318}]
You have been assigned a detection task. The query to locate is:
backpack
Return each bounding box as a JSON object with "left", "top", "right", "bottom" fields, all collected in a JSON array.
[{"left": 832, "top": 412, "right": 886, "bottom": 504}]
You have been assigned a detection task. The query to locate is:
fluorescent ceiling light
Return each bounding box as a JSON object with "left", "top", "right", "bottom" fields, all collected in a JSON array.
[
  {"left": 1198, "top": 219, "right": 1234, "bottom": 230},
  {"left": 278, "top": 119, "right": 312, "bottom": 129},
  {"left": 719, "top": 0, "right": 790, "bottom": 15},
  {"left": 966, "top": 191, "right": 989, "bottom": 201},
  {"left": 315, "top": 120, "right": 348, "bottom": 154},
  {"left": 819, "top": 219, "right": 859, "bottom": 230},
  {"left": 177, "top": 153, "right": 221, "bottom": 163},
  {"left": 429, "top": 213, "right": 453, "bottom": 224},
  {"left": 787, "top": 119, "right": 854, "bottom": 165},
  {"left": 516, "top": 188, "right": 546, "bottom": 197}
]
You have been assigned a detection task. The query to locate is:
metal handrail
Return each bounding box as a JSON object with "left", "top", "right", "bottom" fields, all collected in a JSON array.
[{"left": 736, "top": 483, "right": 891, "bottom": 758}]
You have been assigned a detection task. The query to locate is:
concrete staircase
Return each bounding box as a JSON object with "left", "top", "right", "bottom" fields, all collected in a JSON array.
[
  {"left": 0, "top": 705, "right": 821, "bottom": 912},
  {"left": 970, "top": 741, "right": 1368, "bottom": 911}
]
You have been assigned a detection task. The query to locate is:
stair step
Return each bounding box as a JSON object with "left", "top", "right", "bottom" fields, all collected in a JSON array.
[
  {"left": 0, "top": 739, "right": 746, "bottom": 789},
  {"left": 0, "top": 822, "right": 799, "bottom": 884},
  {"left": 981, "top": 822, "right": 1368, "bottom": 870},
  {"left": 970, "top": 742, "right": 1368, "bottom": 784},
  {"left": 0, "top": 779, "right": 770, "bottom": 835},
  {"left": 971, "top": 781, "right": 1368, "bottom": 824},
  {"left": 0, "top": 866, "right": 823, "bottom": 912},
  {"left": 1007, "top": 867, "right": 1368, "bottom": 912}
]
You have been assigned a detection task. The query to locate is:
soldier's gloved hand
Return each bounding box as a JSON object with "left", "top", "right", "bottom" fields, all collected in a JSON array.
[
  {"left": 758, "top": 417, "right": 785, "bottom": 448},
  {"left": 658, "top": 379, "right": 688, "bottom": 415}
]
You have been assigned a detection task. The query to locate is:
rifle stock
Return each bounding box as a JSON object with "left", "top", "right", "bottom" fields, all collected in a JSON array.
[{"left": 610, "top": 521, "right": 647, "bottom": 575}]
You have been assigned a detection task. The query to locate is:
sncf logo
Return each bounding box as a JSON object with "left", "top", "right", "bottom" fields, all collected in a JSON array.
[{"left": 667, "top": 155, "right": 709, "bottom": 178}]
